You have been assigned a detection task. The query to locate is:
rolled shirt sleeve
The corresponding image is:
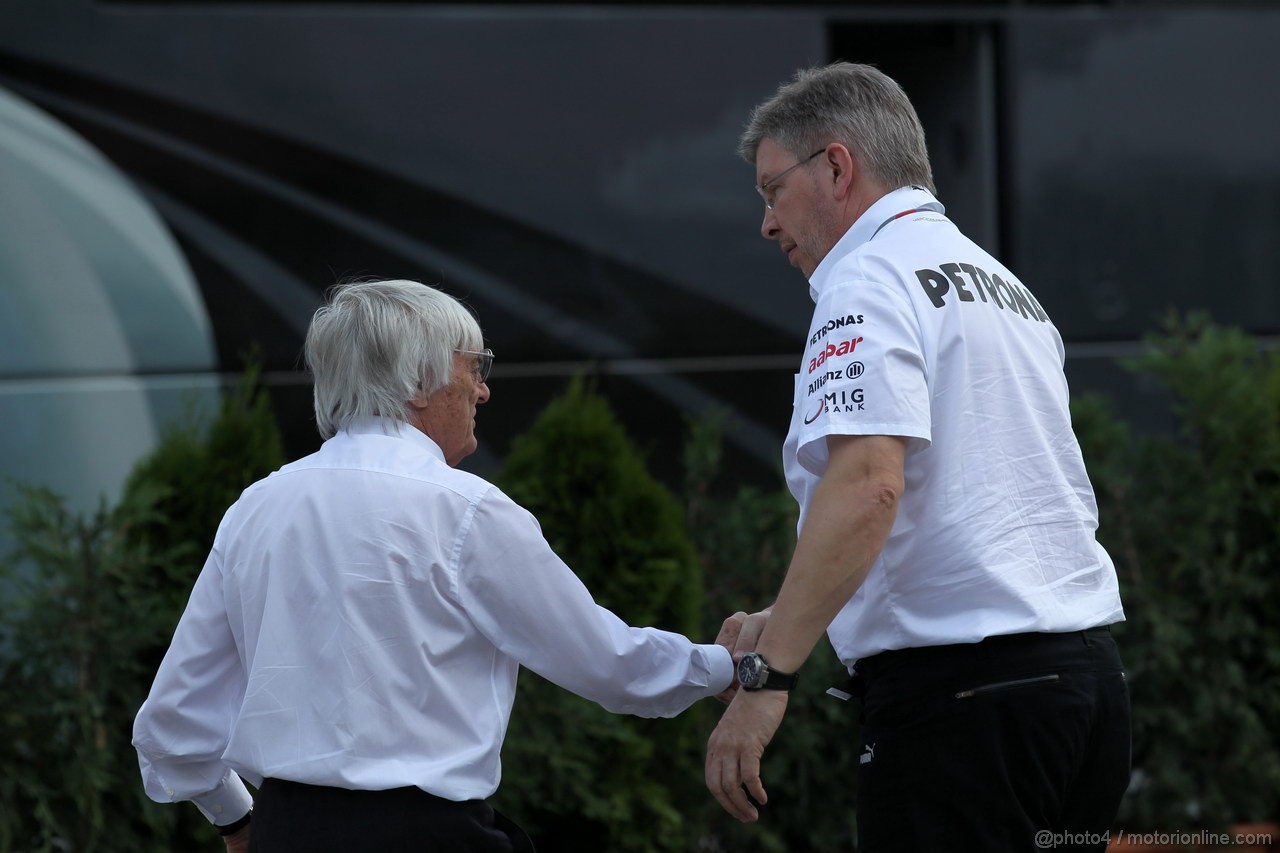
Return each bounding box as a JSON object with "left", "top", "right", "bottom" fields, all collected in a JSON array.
[
  {"left": 455, "top": 488, "right": 734, "bottom": 717},
  {"left": 132, "top": 549, "right": 254, "bottom": 825}
]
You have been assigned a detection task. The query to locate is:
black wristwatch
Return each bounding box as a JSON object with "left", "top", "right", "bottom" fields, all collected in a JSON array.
[{"left": 736, "top": 652, "right": 799, "bottom": 692}]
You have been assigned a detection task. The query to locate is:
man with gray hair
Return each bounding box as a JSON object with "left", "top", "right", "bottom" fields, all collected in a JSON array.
[
  {"left": 134, "top": 279, "right": 737, "bottom": 852},
  {"left": 705, "top": 63, "right": 1129, "bottom": 851}
]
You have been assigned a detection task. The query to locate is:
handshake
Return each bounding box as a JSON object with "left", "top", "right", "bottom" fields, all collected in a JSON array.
[
  {"left": 703, "top": 605, "right": 789, "bottom": 823},
  {"left": 711, "top": 607, "right": 771, "bottom": 703}
]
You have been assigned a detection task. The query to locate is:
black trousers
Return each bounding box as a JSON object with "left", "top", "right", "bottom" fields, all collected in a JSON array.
[
  {"left": 854, "top": 626, "right": 1131, "bottom": 853},
  {"left": 247, "top": 778, "right": 535, "bottom": 853}
]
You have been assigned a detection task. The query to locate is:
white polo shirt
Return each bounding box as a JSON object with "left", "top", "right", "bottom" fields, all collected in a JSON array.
[{"left": 783, "top": 186, "right": 1124, "bottom": 666}]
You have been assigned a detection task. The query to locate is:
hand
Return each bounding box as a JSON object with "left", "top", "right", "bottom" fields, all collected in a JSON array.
[
  {"left": 731, "top": 608, "right": 771, "bottom": 660},
  {"left": 705, "top": 688, "right": 788, "bottom": 822},
  {"left": 715, "top": 611, "right": 748, "bottom": 654},
  {"left": 713, "top": 612, "right": 748, "bottom": 703},
  {"left": 222, "top": 825, "right": 250, "bottom": 853}
]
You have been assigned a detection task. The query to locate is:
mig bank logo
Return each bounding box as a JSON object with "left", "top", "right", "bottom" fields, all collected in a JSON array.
[
  {"left": 825, "top": 388, "right": 865, "bottom": 412},
  {"left": 804, "top": 387, "right": 867, "bottom": 423}
]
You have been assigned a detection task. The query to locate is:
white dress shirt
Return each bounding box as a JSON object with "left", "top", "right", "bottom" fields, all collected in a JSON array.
[
  {"left": 133, "top": 417, "right": 732, "bottom": 824},
  {"left": 783, "top": 186, "right": 1125, "bottom": 665}
]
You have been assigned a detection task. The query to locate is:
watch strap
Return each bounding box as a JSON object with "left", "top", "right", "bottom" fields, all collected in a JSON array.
[{"left": 758, "top": 667, "right": 799, "bottom": 691}]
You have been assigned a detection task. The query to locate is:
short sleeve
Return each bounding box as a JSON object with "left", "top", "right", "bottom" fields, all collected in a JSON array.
[{"left": 793, "top": 278, "right": 931, "bottom": 473}]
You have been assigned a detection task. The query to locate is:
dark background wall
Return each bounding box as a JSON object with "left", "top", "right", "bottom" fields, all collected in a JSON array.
[{"left": 1, "top": 0, "right": 1277, "bottom": 511}]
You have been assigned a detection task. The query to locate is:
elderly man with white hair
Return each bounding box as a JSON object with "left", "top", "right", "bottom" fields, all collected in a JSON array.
[{"left": 133, "top": 280, "right": 736, "bottom": 852}]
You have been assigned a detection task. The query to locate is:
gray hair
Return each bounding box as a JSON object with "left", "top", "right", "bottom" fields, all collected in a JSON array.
[
  {"left": 305, "top": 279, "right": 484, "bottom": 439},
  {"left": 739, "top": 62, "right": 935, "bottom": 195}
]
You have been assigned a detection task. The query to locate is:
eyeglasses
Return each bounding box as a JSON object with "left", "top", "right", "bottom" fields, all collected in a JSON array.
[
  {"left": 455, "top": 348, "right": 494, "bottom": 383},
  {"left": 756, "top": 148, "right": 826, "bottom": 209}
]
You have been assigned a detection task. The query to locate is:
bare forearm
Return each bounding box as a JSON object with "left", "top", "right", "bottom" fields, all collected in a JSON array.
[{"left": 756, "top": 437, "right": 903, "bottom": 672}]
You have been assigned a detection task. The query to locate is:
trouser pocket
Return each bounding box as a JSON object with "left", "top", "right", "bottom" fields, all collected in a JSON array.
[{"left": 954, "top": 673, "right": 1060, "bottom": 699}]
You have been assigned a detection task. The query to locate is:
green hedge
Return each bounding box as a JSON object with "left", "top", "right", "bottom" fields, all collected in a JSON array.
[
  {"left": 0, "top": 371, "right": 284, "bottom": 853},
  {"left": 1073, "top": 313, "right": 1280, "bottom": 830}
]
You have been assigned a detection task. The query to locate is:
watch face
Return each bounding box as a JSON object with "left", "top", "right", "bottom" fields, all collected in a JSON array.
[{"left": 737, "top": 654, "right": 761, "bottom": 688}]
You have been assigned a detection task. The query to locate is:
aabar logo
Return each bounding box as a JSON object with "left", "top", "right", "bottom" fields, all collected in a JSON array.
[{"left": 807, "top": 336, "right": 864, "bottom": 374}]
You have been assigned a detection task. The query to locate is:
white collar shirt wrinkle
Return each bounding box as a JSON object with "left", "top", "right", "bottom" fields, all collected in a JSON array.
[
  {"left": 134, "top": 417, "right": 731, "bottom": 822},
  {"left": 785, "top": 186, "right": 1124, "bottom": 666}
]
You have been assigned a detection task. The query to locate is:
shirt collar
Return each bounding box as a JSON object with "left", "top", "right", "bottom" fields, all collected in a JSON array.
[
  {"left": 341, "top": 416, "right": 447, "bottom": 464},
  {"left": 808, "top": 185, "right": 945, "bottom": 303}
]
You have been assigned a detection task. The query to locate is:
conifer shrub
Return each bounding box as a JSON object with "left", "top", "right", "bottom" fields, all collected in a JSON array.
[
  {"left": 120, "top": 366, "right": 286, "bottom": 681},
  {"left": 0, "top": 483, "right": 188, "bottom": 852},
  {"left": 123, "top": 364, "right": 285, "bottom": 562},
  {"left": 0, "top": 369, "right": 285, "bottom": 852},
  {"left": 493, "top": 376, "right": 707, "bottom": 853}
]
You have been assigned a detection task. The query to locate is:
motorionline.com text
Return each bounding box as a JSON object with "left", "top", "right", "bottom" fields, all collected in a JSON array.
[{"left": 1035, "top": 829, "right": 1274, "bottom": 849}]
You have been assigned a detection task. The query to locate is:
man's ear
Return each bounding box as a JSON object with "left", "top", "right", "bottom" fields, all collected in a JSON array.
[
  {"left": 826, "top": 143, "right": 858, "bottom": 201},
  {"left": 407, "top": 388, "right": 431, "bottom": 412}
]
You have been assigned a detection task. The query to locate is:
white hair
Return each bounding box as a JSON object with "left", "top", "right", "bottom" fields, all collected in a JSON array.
[{"left": 305, "top": 279, "right": 483, "bottom": 439}]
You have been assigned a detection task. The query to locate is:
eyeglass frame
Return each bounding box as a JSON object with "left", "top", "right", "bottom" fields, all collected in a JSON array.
[
  {"left": 454, "top": 347, "right": 494, "bottom": 383},
  {"left": 756, "top": 148, "right": 827, "bottom": 210}
]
